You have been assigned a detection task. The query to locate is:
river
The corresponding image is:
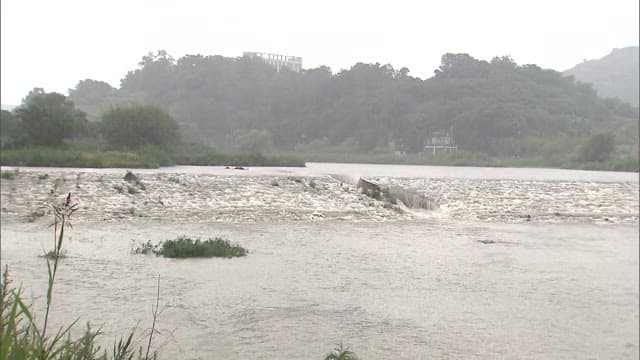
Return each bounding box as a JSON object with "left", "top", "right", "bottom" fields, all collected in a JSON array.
[{"left": 1, "top": 163, "right": 638, "bottom": 359}]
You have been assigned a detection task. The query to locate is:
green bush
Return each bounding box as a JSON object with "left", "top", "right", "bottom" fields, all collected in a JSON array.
[
  {"left": 160, "top": 236, "right": 247, "bottom": 258},
  {"left": 133, "top": 236, "right": 248, "bottom": 258}
]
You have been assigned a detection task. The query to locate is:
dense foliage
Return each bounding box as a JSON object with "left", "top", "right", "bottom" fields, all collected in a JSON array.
[
  {"left": 100, "top": 105, "right": 180, "bottom": 149},
  {"left": 67, "top": 51, "right": 638, "bottom": 163},
  {"left": 11, "top": 89, "right": 88, "bottom": 147}
]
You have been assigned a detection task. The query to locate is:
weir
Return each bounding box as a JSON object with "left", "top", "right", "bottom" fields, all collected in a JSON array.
[{"left": 330, "top": 174, "right": 438, "bottom": 210}]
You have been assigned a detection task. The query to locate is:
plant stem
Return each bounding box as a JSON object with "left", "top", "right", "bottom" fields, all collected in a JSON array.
[
  {"left": 42, "top": 219, "right": 63, "bottom": 342},
  {"left": 145, "top": 275, "right": 160, "bottom": 360}
]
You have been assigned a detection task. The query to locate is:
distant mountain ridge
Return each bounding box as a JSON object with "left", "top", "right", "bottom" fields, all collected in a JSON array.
[{"left": 564, "top": 46, "right": 639, "bottom": 106}]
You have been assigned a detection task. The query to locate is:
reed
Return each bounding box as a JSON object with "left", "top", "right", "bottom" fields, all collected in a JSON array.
[{"left": 0, "top": 193, "right": 159, "bottom": 359}]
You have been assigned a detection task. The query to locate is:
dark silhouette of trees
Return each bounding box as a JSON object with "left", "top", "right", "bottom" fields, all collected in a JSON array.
[
  {"left": 100, "top": 105, "right": 180, "bottom": 149},
  {"left": 14, "top": 89, "right": 88, "bottom": 147},
  {"left": 65, "top": 51, "right": 638, "bottom": 158}
]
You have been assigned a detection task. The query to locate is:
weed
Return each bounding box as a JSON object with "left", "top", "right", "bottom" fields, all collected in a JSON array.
[
  {"left": 0, "top": 193, "right": 159, "bottom": 359},
  {"left": 325, "top": 342, "right": 358, "bottom": 360},
  {"left": 127, "top": 185, "right": 139, "bottom": 195},
  {"left": 133, "top": 236, "right": 248, "bottom": 258},
  {"left": 38, "top": 173, "right": 50, "bottom": 180},
  {"left": 131, "top": 240, "right": 161, "bottom": 255},
  {"left": 113, "top": 185, "right": 124, "bottom": 194},
  {"left": 41, "top": 249, "right": 67, "bottom": 259},
  {"left": 270, "top": 180, "right": 280, "bottom": 186},
  {"left": 161, "top": 236, "right": 247, "bottom": 258}
]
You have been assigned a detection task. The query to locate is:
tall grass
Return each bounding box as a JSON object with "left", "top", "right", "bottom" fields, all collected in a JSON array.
[{"left": 0, "top": 193, "right": 158, "bottom": 359}]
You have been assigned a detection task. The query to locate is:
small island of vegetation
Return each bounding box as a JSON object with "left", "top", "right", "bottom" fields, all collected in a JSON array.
[{"left": 132, "top": 236, "right": 248, "bottom": 258}]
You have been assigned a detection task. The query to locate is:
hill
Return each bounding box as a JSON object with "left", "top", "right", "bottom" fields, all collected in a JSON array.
[
  {"left": 564, "top": 47, "right": 639, "bottom": 106},
  {"left": 69, "top": 52, "right": 638, "bottom": 156}
]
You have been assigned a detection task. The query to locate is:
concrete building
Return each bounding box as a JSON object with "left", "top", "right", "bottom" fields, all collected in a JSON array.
[{"left": 243, "top": 52, "right": 302, "bottom": 73}]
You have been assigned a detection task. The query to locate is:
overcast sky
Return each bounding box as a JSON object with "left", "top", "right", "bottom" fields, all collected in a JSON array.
[{"left": 1, "top": 0, "right": 638, "bottom": 105}]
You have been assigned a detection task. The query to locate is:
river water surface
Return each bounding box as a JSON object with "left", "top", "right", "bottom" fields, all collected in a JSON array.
[{"left": 1, "top": 163, "right": 638, "bottom": 359}]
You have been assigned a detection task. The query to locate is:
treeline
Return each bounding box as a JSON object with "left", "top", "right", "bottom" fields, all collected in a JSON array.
[
  {"left": 65, "top": 51, "right": 638, "bottom": 163},
  {"left": 0, "top": 89, "right": 303, "bottom": 168},
  {"left": 1, "top": 50, "right": 638, "bottom": 170}
]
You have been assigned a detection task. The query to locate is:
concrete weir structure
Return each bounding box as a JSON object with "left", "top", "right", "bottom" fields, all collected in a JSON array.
[{"left": 331, "top": 174, "right": 438, "bottom": 210}]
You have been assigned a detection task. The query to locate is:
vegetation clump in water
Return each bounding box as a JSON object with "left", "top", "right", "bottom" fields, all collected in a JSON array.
[{"left": 133, "top": 236, "right": 248, "bottom": 258}]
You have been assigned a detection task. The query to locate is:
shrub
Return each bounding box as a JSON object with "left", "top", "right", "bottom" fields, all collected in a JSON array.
[
  {"left": 133, "top": 236, "right": 248, "bottom": 258},
  {"left": 578, "top": 132, "right": 615, "bottom": 162}
]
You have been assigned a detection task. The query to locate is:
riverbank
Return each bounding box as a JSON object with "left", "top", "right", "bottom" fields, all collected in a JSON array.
[
  {"left": 284, "top": 151, "right": 640, "bottom": 172},
  {"left": 0, "top": 147, "right": 305, "bottom": 168}
]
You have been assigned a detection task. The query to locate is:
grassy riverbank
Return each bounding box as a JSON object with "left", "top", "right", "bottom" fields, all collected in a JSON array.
[
  {"left": 0, "top": 146, "right": 305, "bottom": 168},
  {"left": 1, "top": 145, "right": 635, "bottom": 171},
  {"left": 285, "top": 151, "right": 640, "bottom": 172}
]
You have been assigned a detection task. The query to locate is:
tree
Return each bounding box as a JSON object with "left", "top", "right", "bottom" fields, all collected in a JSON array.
[
  {"left": 233, "top": 128, "right": 273, "bottom": 154},
  {"left": 578, "top": 132, "right": 615, "bottom": 162},
  {"left": 0, "top": 110, "right": 19, "bottom": 137},
  {"left": 0, "top": 110, "right": 25, "bottom": 148},
  {"left": 14, "top": 89, "right": 88, "bottom": 146},
  {"left": 68, "top": 79, "right": 115, "bottom": 106},
  {"left": 100, "top": 105, "right": 181, "bottom": 149}
]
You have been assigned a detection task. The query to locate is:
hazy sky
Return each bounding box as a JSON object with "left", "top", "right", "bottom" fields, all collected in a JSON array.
[{"left": 1, "top": 0, "right": 638, "bottom": 105}]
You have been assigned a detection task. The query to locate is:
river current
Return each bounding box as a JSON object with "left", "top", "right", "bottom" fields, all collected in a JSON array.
[{"left": 1, "top": 163, "right": 638, "bottom": 359}]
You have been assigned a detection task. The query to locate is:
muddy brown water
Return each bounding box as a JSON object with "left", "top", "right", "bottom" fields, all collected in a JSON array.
[{"left": 1, "top": 164, "right": 638, "bottom": 359}]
